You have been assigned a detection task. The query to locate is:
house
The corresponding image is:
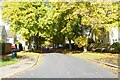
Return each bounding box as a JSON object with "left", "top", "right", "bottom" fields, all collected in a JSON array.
[
  {"left": 6, "top": 29, "right": 25, "bottom": 51},
  {"left": 98, "top": 27, "right": 120, "bottom": 45},
  {"left": 0, "top": 25, "right": 7, "bottom": 43},
  {"left": 0, "top": 25, "right": 11, "bottom": 54},
  {"left": 16, "top": 34, "right": 26, "bottom": 50},
  {"left": 6, "top": 30, "right": 16, "bottom": 44},
  {"left": 109, "top": 27, "right": 120, "bottom": 44}
]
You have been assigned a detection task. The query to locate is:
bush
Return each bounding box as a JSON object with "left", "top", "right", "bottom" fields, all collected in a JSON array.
[
  {"left": 74, "top": 36, "right": 88, "bottom": 48},
  {"left": 94, "top": 48, "right": 102, "bottom": 52},
  {"left": 88, "top": 38, "right": 95, "bottom": 44},
  {"left": 0, "top": 40, "right": 5, "bottom": 44},
  {"left": 87, "top": 42, "right": 120, "bottom": 53},
  {"left": 110, "top": 42, "right": 120, "bottom": 53},
  {"left": 89, "top": 43, "right": 111, "bottom": 52},
  {"left": 87, "top": 43, "right": 94, "bottom": 51}
]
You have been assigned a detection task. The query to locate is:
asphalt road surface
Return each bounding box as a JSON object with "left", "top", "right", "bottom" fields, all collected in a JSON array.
[{"left": 12, "top": 53, "right": 117, "bottom": 78}]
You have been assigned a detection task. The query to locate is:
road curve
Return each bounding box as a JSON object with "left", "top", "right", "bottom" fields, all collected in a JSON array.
[{"left": 12, "top": 53, "right": 117, "bottom": 78}]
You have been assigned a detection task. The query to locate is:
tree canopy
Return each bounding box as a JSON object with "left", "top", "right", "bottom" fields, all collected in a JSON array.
[{"left": 2, "top": 1, "right": 119, "bottom": 51}]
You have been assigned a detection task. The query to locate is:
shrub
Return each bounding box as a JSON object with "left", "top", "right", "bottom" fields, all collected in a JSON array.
[
  {"left": 89, "top": 43, "right": 111, "bottom": 52},
  {"left": 88, "top": 38, "right": 95, "bottom": 44},
  {"left": 87, "top": 43, "right": 94, "bottom": 51},
  {"left": 110, "top": 42, "right": 120, "bottom": 53},
  {"left": 74, "top": 36, "right": 88, "bottom": 48},
  {"left": 0, "top": 41, "right": 5, "bottom": 44}
]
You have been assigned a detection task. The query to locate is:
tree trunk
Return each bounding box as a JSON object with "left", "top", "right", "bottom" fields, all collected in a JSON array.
[
  {"left": 68, "top": 40, "right": 72, "bottom": 50},
  {"left": 28, "top": 39, "right": 31, "bottom": 51},
  {"left": 62, "top": 36, "right": 66, "bottom": 49},
  {"left": 53, "top": 42, "right": 55, "bottom": 49},
  {"left": 38, "top": 36, "right": 41, "bottom": 50},
  {"left": 83, "top": 46, "right": 87, "bottom": 52},
  {"left": 63, "top": 42, "right": 65, "bottom": 49},
  {"left": 82, "top": 26, "right": 88, "bottom": 53}
]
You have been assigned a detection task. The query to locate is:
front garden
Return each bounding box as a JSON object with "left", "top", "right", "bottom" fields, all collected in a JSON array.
[{"left": 0, "top": 51, "right": 42, "bottom": 67}]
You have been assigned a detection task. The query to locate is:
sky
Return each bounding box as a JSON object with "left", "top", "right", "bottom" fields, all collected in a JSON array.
[
  {"left": 0, "top": 1, "right": 5, "bottom": 25},
  {"left": 0, "top": 1, "right": 10, "bottom": 30}
]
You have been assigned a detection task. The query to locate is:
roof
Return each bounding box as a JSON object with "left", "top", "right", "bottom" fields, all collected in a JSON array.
[
  {"left": 0, "top": 1, "right": 2, "bottom": 7},
  {"left": 0, "top": 25, "right": 5, "bottom": 36},
  {"left": 6, "top": 30, "right": 14, "bottom": 38}
]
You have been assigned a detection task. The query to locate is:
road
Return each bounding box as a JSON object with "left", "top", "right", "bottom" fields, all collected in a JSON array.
[{"left": 12, "top": 53, "right": 117, "bottom": 78}]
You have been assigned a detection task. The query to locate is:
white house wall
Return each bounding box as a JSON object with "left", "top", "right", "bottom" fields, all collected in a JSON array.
[
  {"left": 118, "top": 28, "right": 120, "bottom": 43},
  {"left": 7, "top": 38, "right": 14, "bottom": 44},
  {"left": 17, "top": 34, "right": 26, "bottom": 49},
  {"left": 109, "top": 27, "right": 119, "bottom": 44}
]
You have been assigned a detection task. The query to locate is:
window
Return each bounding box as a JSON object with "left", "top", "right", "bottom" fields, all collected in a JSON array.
[
  {"left": 113, "top": 39, "right": 118, "bottom": 42},
  {"left": 113, "top": 39, "right": 114, "bottom": 42},
  {"left": 115, "top": 39, "right": 117, "bottom": 41}
]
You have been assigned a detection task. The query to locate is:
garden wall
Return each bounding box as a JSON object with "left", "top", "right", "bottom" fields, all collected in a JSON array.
[
  {"left": 5, "top": 43, "right": 11, "bottom": 54},
  {"left": 1, "top": 43, "right": 11, "bottom": 55},
  {"left": 0, "top": 43, "right": 2, "bottom": 56}
]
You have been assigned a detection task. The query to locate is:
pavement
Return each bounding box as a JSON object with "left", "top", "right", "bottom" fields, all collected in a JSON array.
[
  {"left": 0, "top": 55, "right": 39, "bottom": 79},
  {"left": 10, "top": 53, "right": 118, "bottom": 78}
]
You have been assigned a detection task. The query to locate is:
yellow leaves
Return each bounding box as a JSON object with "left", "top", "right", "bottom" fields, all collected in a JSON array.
[
  {"left": 24, "top": 13, "right": 35, "bottom": 21},
  {"left": 61, "top": 27, "right": 66, "bottom": 33},
  {"left": 82, "top": 16, "right": 90, "bottom": 25},
  {"left": 20, "top": 28, "right": 29, "bottom": 34},
  {"left": 110, "top": 21, "right": 119, "bottom": 27},
  {"left": 43, "top": 41, "right": 51, "bottom": 46},
  {"left": 2, "top": 2, "right": 119, "bottom": 45},
  {"left": 75, "top": 36, "right": 88, "bottom": 48},
  {"left": 61, "top": 22, "right": 72, "bottom": 34},
  {"left": 71, "top": 52, "right": 119, "bottom": 72}
]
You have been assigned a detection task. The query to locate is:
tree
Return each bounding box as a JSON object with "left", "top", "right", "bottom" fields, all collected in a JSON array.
[
  {"left": 72, "top": 1, "right": 119, "bottom": 52},
  {"left": 48, "top": 2, "right": 83, "bottom": 50},
  {"left": 2, "top": 1, "right": 119, "bottom": 52},
  {"left": 2, "top": 2, "right": 49, "bottom": 50}
]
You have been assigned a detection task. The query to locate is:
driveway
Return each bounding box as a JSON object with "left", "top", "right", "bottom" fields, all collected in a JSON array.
[{"left": 12, "top": 53, "right": 117, "bottom": 78}]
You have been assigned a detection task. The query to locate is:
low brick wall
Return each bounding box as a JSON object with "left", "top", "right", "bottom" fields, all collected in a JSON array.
[
  {"left": 0, "top": 43, "right": 2, "bottom": 56},
  {"left": 5, "top": 43, "right": 12, "bottom": 54},
  {"left": 1, "top": 43, "right": 12, "bottom": 55}
]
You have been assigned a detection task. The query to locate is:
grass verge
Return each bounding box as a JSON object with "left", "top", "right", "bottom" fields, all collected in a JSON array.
[
  {"left": 0, "top": 56, "right": 20, "bottom": 67},
  {"left": 0, "top": 51, "right": 42, "bottom": 67},
  {"left": 17, "top": 51, "right": 42, "bottom": 57},
  {"left": 70, "top": 52, "right": 120, "bottom": 72}
]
